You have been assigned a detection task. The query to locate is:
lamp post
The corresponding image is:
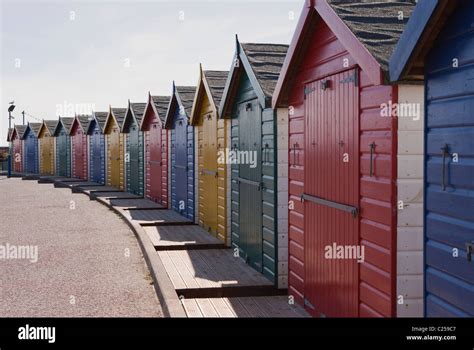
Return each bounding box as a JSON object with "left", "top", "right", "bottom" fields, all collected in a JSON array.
[{"left": 8, "top": 103, "right": 15, "bottom": 178}]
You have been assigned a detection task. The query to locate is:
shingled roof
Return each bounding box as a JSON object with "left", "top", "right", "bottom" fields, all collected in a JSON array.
[
  {"left": 15, "top": 125, "right": 27, "bottom": 139},
  {"left": 44, "top": 120, "right": 59, "bottom": 135},
  {"left": 328, "top": 0, "right": 415, "bottom": 73},
  {"left": 93, "top": 112, "right": 108, "bottom": 131},
  {"left": 241, "top": 43, "right": 289, "bottom": 97},
  {"left": 176, "top": 86, "right": 196, "bottom": 116},
  {"left": 130, "top": 103, "right": 147, "bottom": 124},
  {"left": 76, "top": 115, "right": 91, "bottom": 131},
  {"left": 28, "top": 123, "right": 42, "bottom": 137},
  {"left": 111, "top": 108, "right": 127, "bottom": 126},
  {"left": 151, "top": 96, "right": 171, "bottom": 124},
  {"left": 59, "top": 117, "right": 75, "bottom": 133},
  {"left": 203, "top": 70, "right": 228, "bottom": 108}
]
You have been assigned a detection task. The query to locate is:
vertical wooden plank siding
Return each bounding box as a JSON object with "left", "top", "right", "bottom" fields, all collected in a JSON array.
[
  {"left": 71, "top": 125, "right": 88, "bottom": 180},
  {"left": 230, "top": 71, "right": 280, "bottom": 284},
  {"left": 13, "top": 135, "right": 23, "bottom": 173},
  {"left": 24, "top": 128, "right": 39, "bottom": 174},
  {"left": 287, "top": 19, "right": 397, "bottom": 317},
  {"left": 196, "top": 92, "right": 224, "bottom": 241},
  {"left": 55, "top": 126, "right": 71, "bottom": 177},
  {"left": 170, "top": 106, "right": 194, "bottom": 220},
  {"left": 106, "top": 121, "right": 123, "bottom": 189},
  {"left": 88, "top": 121, "right": 106, "bottom": 184},
  {"left": 143, "top": 106, "right": 168, "bottom": 207},
  {"left": 217, "top": 117, "right": 229, "bottom": 244},
  {"left": 125, "top": 122, "right": 144, "bottom": 196},
  {"left": 39, "top": 128, "right": 55, "bottom": 175}
]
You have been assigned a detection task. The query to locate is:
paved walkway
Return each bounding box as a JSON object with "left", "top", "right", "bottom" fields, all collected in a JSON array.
[{"left": 0, "top": 177, "right": 162, "bottom": 317}]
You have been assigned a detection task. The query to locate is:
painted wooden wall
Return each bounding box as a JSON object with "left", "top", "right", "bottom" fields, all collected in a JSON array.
[
  {"left": 105, "top": 121, "right": 125, "bottom": 190},
  {"left": 39, "top": 127, "right": 55, "bottom": 175},
  {"left": 143, "top": 118, "right": 168, "bottom": 207},
  {"left": 125, "top": 123, "right": 144, "bottom": 196},
  {"left": 88, "top": 121, "right": 106, "bottom": 184},
  {"left": 195, "top": 91, "right": 229, "bottom": 243},
  {"left": 23, "top": 128, "right": 39, "bottom": 174},
  {"left": 397, "top": 84, "right": 424, "bottom": 317},
  {"left": 88, "top": 121, "right": 105, "bottom": 184},
  {"left": 71, "top": 125, "right": 88, "bottom": 180},
  {"left": 13, "top": 135, "right": 23, "bottom": 173},
  {"left": 287, "top": 18, "right": 397, "bottom": 317},
  {"left": 230, "top": 71, "right": 282, "bottom": 285},
  {"left": 55, "top": 126, "right": 71, "bottom": 177},
  {"left": 170, "top": 107, "right": 195, "bottom": 220}
]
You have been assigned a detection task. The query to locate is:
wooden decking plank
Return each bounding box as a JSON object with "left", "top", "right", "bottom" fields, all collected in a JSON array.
[
  {"left": 182, "top": 299, "right": 203, "bottom": 318},
  {"left": 256, "top": 296, "right": 297, "bottom": 317},
  {"left": 182, "top": 297, "right": 309, "bottom": 318},
  {"left": 210, "top": 298, "right": 237, "bottom": 318},
  {"left": 168, "top": 250, "right": 201, "bottom": 289},
  {"left": 91, "top": 191, "right": 139, "bottom": 199},
  {"left": 236, "top": 297, "right": 269, "bottom": 318},
  {"left": 125, "top": 209, "right": 192, "bottom": 226},
  {"left": 187, "top": 250, "right": 238, "bottom": 288},
  {"left": 223, "top": 298, "right": 251, "bottom": 318},
  {"left": 55, "top": 177, "right": 84, "bottom": 183},
  {"left": 107, "top": 198, "right": 163, "bottom": 209},
  {"left": 69, "top": 182, "right": 102, "bottom": 187},
  {"left": 176, "top": 250, "right": 219, "bottom": 288},
  {"left": 208, "top": 249, "right": 272, "bottom": 287},
  {"left": 157, "top": 251, "right": 187, "bottom": 290},
  {"left": 145, "top": 225, "right": 223, "bottom": 250},
  {"left": 79, "top": 186, "right": 120, "bottom": 193},
  {"left": 195, "top": 299, "right": 220, "bottom": 318}
]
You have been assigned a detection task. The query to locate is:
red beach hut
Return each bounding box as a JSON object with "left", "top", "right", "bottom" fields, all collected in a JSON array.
[
  {"left": 273, "top": 0, "right": 420, "bottom": 317},
  {"left": 70, "top": 115, "right": 90, "bottom": 180},
  {"left": 140, "top": 93, "right": 171, "bottom": 206}
]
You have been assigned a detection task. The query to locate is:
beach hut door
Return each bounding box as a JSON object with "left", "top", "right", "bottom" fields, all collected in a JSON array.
[
  {"left": 303, "top": 70, "right": 359, "bottom": 317},
  {"left": 238, "top": 99, "right": 263, "bottom": 272}
]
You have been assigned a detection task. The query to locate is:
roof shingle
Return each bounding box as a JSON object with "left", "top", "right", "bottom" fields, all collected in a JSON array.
[
  {"left": 328, "top": 0, "right": 416, "bottom": 73},
  {"left": 203, "top": 70, "right": 228, "bottom": 108},
  {"left": 176, "top": 86, "right": 196, "bottom": 116},
  {"left": 241, "top": 43, "right": 289, "bottom": 97},
  {"left": 151, "top": 96, "right": 171, "bottom": 124}
]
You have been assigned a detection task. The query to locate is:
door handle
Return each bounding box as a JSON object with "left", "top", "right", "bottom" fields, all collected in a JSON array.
[
  {"left": 466, "top": 242, "right": 473, "bottom": 262},
  {"left": 292, "top": 142, "right": 299, "bottom": 166},
  {"left": 369, "top": 142, "right": 376, "bottom": 177},
  {"left": 441, "top": 144, "right": 450, "bottom": 191}
]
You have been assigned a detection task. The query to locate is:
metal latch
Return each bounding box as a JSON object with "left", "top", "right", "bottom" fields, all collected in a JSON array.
[
  {"left": 466, "top": 242, "right": 473, "bottom": 262},
  {"left": 441, "top": 144, "right": 450, "bottom": 191}
]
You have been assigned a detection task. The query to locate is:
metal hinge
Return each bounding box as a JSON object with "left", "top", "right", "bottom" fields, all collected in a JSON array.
[
  {"left": 340, "top": 68, "right": 359, "bottom": 86},
  {"left": 304, "top": 86, "right": 316, "bottom": 98}
]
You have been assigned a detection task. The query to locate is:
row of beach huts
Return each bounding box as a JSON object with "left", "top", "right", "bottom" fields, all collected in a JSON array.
[{"left": 6, "top": 0, "right": 473, "bottom": 317}]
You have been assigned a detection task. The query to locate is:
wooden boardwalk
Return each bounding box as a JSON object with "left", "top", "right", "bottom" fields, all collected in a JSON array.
[
  {"left": 122, "top": 209, "right": 192, "bottom": 226},
  {"left": 182, "top": 296, "right": 309, "bottom": 318},
  {"left": 100, "top": 198, "right": 163, "bottom": 210},
  {"left": 38, "top": 176, "right": 70, "bottom": 183},
  {"left": 157, "top": 249, "right": 280, "bottom": 298},
  {"left": 74, "top": 185, "right": 119, "bottom": 194},
  {"left": 89, "top": 191, "right": 141, "bottom": 200},
  {"left": 144, "top": 225, "right": 224, "bottom": 250}
]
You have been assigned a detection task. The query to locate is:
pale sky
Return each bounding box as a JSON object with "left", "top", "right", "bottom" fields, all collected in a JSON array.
[{"left": 0, "top": 0, "right": 301, "bottom": 146}]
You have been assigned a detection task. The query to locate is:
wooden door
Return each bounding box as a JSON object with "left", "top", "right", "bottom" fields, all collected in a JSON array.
[{"left": 303, "top": 69, "right": 359, "bottom": 317}]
